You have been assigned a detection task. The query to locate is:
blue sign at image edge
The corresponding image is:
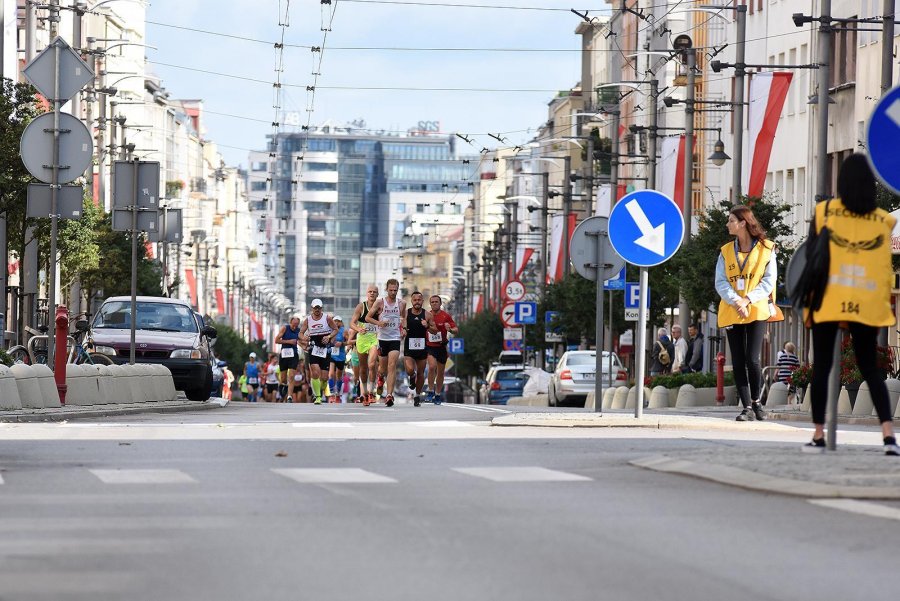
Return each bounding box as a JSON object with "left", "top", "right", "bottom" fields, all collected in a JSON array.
[
  {"left": 866, "top": 85, "right": 900, "bottom": 194},
  {"left": 607, "top": 189, "right": 684, "bottom": 267}
]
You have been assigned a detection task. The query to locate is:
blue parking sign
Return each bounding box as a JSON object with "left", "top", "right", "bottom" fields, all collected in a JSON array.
[
  {"left": 514, "top": 302, "right": 537, "bottom": 324},
  {"left": 448, "top": 338, "right": 465, "bottom": 354}
]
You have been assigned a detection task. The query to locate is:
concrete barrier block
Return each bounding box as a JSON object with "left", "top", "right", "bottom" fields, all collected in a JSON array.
[
  {"left": 611, "top": 386, "right": 629, "bottom": 409},
  {"left": 767, "top": 382, "right": 790, "bottom": 407},
  {"left": 837, "top": 386, "right": 852, "bottom": 415},
  {"left": 584, "top": 391, "right": 595, "bottom": 410},
  {"left": 648, "top": 386, "right": 670, "bottom": 409},
  {"left": 601, "top": 387, "right": 616, "bottom": 410},
  {"left": 625, "top": 386, "right": 651, "bottom": 409},
  {"left": 675, "top": 384, "right": 698, "bottom": 408},
  {"left": 692, "top": 387, "right": 718, "bottom": 407},
  {"left": 64, "top": 364, "right": 92, "bottom": 406},
  {"left": 95, "top": 364, "right": 118, "bottom": 404},
  {"left": 852, "top": 382, "right": 874, "bottom": 416},
  {"left": 32, "top": 364, "right": 61, "bottom": 408},
  {"left": 143, "top": 364, "right": 165, "bottom": 401},
  {"left": 723, "top": 385, "right": 739, "bottom": 406},
  {"left": 507, "top": 395, "right": 548, "bottom": 407},
  {"left": 125, "top": 364, "right": 151, "bottom": 403},
  {"left": 885, "top": 378, "right": 900, "bottom": 415},
  {"left": 153, "top": 364, "right": 178, "bottom": 401},
  {"left": 0, "top": 365, "right": 22, "bottom": 410},
  {"left": 11, "top": 364, "right": 42, "bottom": 409}
]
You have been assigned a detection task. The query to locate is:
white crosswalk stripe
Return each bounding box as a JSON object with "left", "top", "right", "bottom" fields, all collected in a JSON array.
[
  {"left": 452, "top": 467, "right": 592, "bottom": 482},
  {"left": 90, "top": 469, "right": 196, "bottom": 484},
  {"left": 272, "top": 467, "right": 397, "bottom": 484}
]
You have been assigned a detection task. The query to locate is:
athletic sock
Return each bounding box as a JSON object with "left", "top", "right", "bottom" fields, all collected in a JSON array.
[
  {"left": 328, "top": 379, "right": 335, "bottom": 394},
  {"left": 885, "top": 436, "right": 897, "bottom": 446},
  {"left": 311, "top": 379, "right": 322, "bottom": 399}
]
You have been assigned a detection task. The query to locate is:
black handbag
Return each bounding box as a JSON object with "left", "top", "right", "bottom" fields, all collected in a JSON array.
[{"left": 786, "top": 199, "right": 831, "bottom": 312}]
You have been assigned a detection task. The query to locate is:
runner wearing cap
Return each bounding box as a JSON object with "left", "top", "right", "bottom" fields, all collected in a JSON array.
[
  {"left": 366, "top": 279, "right": 406, "bottom": 407},
  {"left": 299, "top": 298, "right": 338, "bottom": 405},
  {"left": 349, "top": 284, "right": 380, "bottom": 404},
  {"left": 274, "top": 315, "right": 302, "bottom": 402},
  {"left": 426, "top": 295, "right": 458, "bottom": 405},
  {"left": 243, "top": 352, "right": 261, "bottom": 403},
  {"left": 327, "top": 316, "right": 347, "bottom": 403}
]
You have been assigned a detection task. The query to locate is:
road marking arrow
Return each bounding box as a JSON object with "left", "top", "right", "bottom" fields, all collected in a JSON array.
[
  {"left": 887, "top": 98, "right": 900, "bottom": 129},
  {"left": 625, "top": 199, "right": 666, "bottom": 256}
]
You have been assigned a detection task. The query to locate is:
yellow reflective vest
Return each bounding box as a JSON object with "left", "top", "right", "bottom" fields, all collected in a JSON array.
[
  {"left": 717, "top": 239, "right": 775, "bottom": 328},
  {"left": 808, "top": 199, "right": 896, "bottom": 326}
]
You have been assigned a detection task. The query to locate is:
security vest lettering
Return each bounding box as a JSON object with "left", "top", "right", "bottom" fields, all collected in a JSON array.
[
  {"left": 809, "top": 199, "right": 895, "bottom": 326},
  {"left": 717, "top": 239, "right": 774, "bottom": 328}
]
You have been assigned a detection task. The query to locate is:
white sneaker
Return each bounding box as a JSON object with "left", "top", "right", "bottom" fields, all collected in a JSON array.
[{"left": 885, "top": 442, "right": 900, "bottom": 456}]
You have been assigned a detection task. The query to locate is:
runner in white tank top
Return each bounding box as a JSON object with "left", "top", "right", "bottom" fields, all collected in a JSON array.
[
  {"left": 365, "top": 278, "right": 406, "bottom": 407},
  {"left": 299, "top": 299, "right": 337, "bottom": 405}
]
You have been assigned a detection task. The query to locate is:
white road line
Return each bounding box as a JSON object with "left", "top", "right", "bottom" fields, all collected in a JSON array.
[
  {"left": 809, "top": 499, "right": 900, "bottom": 521},
  {"left": 291, "top": 422, "right": 354, "bottom": 428},
  {"left": 449, "top": 404, "right": 511, "bottom": 414},
  {"left": 452, "top": 467, "right": 592, "bottom": 482},
  {"left": 90, "top": 469, "right": 196, "bottom": 484},
  {"left": 407, "top": 420, "right": 473, "bottom": 427},
  {"left": 272, "top": 468, "right": 397, "bottom": 484}
]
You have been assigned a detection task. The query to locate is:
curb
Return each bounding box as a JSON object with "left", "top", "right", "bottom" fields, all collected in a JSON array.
[
  {"left": 0, "top": 398, "right": 228, "bottom": 423},
  {"left": 629, "top": 455, "right": 900, "bottom": 499},
  {"left": 490, "top": 413, "right": 795, "bottom": 431},
  {"left": 768, "top": 409, "right": 883, "bottom": 427}
]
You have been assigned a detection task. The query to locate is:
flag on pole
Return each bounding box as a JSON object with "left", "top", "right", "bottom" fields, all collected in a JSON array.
[
  {"left": 658, "top": 134, "right": 686, "bottom": 210},
  {"left": 547, "top": 213, "right": 577, "bottom": 284},
  {"left": 746, "top": 72, "right": 793, "bottom": 197},
  {"left": 515, "top": 247, "right": 534, "bottom": 279}
]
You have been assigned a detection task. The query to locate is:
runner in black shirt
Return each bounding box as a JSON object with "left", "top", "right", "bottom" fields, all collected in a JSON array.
[{"left": 403, "top": 292, "right": 437, "bottom": 407}]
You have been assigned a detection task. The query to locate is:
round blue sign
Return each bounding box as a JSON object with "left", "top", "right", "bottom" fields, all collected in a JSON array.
[
  {"left": 608, "top": 189, "right": 684, "bottom": 267},
  {"left": 867, "top": 85, "right": 900, "bottom": 195}
]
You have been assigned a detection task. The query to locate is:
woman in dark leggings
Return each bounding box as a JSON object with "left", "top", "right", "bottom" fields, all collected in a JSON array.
[
  {"left": 714, "top": 205, "right": 777, "bottom": 421},
  {"left": 803, "top": 154, "right": 898, "bottom": 455}
]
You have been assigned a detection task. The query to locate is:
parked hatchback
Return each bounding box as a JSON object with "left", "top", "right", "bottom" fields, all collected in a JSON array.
[
  {"left": 89, "top": 296, "right": 218, "bottom": 402},
  {"left": 549, "top": 350, "right": 626, "bottom": 406},
  {"left": 479, "top": 365, "right": 525, "bottom": 405}
]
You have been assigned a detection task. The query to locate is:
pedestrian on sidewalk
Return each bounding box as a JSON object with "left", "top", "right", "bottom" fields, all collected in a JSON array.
[
  {"left": 649, "top": 328, "right": 674, "bottom": 377},
  {"left": 801, "top": 154, "right": 899, "bottom": 455},
  {"left": 715, "top": 204, "right": 777, "bottom": 422},
  {"left": 670, "top": 325, "right": 688, "bottom": 373},
  {"left": 682, "top": 323, "right": 704, "bottom": 373},
  {"left": 775, "top": 342, "right": 801, "bottom": 401}
]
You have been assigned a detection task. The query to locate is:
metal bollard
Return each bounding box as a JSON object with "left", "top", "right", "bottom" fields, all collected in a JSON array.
[
  {"left": 715, "top": 351, "right": 726, "bottom": 405},
  {"left": 54, "top": 305, "right": 68, "bottom": 404}
]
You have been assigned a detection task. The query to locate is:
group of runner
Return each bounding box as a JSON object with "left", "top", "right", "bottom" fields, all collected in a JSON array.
[{"left": 241, "top": 279, "right": 458, "bottom": 407}]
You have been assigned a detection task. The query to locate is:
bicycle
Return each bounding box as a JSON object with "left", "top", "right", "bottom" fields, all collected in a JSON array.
[
  {"left": 7, "top": 318, "right": 113, "bottom": 366},
  {"left": 69, "top": 318, "right": 114, "bottom": 365},
  {"left": 8, "top": 325, "right": 49, "bottom": 365}
]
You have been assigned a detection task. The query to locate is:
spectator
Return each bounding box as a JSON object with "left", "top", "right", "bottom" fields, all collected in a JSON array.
[
  {"left": 670, "top": 325, "right": 689, "bottom": 373},
  {"left": 775, "top": 342, "right": 801, "bottom": 401},
  {"left": 222, "top": 363, "right": 235, "bottom": 401},
  {"left": 683, "top": 324, "right": 704, "bottom": 373},
  {"left": 650, "top": 327, "right": 675, "bottom": 376}
]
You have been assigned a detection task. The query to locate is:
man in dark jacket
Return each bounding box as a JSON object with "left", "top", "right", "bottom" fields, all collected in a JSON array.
[
  {"left": 650, "top": 327, "right": 675, "bottom": 376},
  {"left": 682, "top": 324, "right": 705, "bottom": 373}
]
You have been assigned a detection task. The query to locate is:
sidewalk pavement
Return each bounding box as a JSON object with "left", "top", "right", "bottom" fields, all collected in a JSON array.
[
  {"left": 492, "top": 408, "right": 900, "bottom": 500},
  {"left": 0, "top": 397, "right": 228, "bottom": 423}
]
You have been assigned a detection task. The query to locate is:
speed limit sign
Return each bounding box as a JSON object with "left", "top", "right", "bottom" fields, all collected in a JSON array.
[{"left": 504, "top": 280, "right": 525, "bottom": 301}]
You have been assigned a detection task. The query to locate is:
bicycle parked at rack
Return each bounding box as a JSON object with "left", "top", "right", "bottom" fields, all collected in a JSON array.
[{"left": 7, "top": 316, "right": 113, "bottom": 366}]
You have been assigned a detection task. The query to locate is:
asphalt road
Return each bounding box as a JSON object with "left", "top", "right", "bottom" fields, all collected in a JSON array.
[{"left": 0, "top": 402, "right": 896, "bottom": 601}]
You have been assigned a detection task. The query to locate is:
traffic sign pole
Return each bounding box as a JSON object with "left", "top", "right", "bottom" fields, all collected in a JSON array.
[
  {"left": 635, "top": 268, "right": 649, "bottom": 418},
  {"left": 47, "top": 40, "right": 62, "bottom": 368},
  {"left": 130, "top": 158, "right": 139, "bottom": 365},
  {"left": 587, "top": 229, "right": 607, "bottom": 413}
]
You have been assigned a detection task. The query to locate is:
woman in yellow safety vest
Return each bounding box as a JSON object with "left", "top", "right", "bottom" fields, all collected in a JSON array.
[
  {"left": 803, "top": 154, "right": 898, "bottom": 455},
  {"left": 715, "top": 205, "right": 777, "bottom": 422}
]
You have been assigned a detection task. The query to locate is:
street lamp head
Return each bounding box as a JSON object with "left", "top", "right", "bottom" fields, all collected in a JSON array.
[
  {"left": 708, "top": 139, "right": 731, "bottom": 166},
  {"left": 663, "top": 96, "right": 678, "bottom": 107},
  {"left": 710, "top": 60, "right": 723, "bottom": 73},
  {"left": 792, "top": 13, "right": 812, "bottom": 27}
]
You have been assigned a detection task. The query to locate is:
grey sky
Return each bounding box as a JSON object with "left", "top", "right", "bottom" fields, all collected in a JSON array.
[{"left": 145, "top": 0, "right": 612, "bottom": 166}]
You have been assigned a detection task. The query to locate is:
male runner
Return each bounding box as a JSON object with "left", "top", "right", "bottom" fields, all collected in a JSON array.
[
  {"left": 328, "top": 316, "right": 347, "bottom": 403},
  {"left": 298, "top": 298, "right": 338, "bottom": 405},
  {"left": 366, "top": 278, "right": 406, "bottom": 407},
  {"left": 243, "top": 352, "right": 260, "bottom": 403},
  {"left": 350, "top": 285, "right": 380, "bottom": 404},
  {"left": 426, "top": 295, "right": 459, "bottom": 405},
  {"left": 403, "top": 292, "right": 438, "bottom": 407},
  {"left": 274, "top": 316, "right": 302, "bottom": 401}
]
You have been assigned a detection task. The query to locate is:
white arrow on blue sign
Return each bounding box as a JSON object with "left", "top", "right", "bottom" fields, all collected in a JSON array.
[
  {"left": 608, "top": 190, "right": 684, "bottom": 267},
  {"left": 866, "top": 85, "right": 900, "bottom": 195},
  {"left": 514, "top": 302, "right": 537, "bottom": 325}
]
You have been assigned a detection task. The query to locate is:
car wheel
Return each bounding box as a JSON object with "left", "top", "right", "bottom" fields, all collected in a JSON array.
[
  {"left": 186, "top": 369, "right": 213, "bottom": 402},
  {"left": 548, "top": 383, "right": 557, "bottom": 407}
]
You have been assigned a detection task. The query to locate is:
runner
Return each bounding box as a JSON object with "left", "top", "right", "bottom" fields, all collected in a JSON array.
[
  {"left": 426, "top": 295, "right": 459, "bottom": 405},
  {"left": 328, "top": 316, "right": 347, "bottom": 403},
  {"left": 347, "top": 339, "right": 361, "bottom": 400},
  {"left": 366, "top": 279, "right": 406, "bottom": 407},
  {"left": 243, "top": 352, "right": 260, "bottom": 403},
  {"left": 403, "top": 292, "right": 437, "bottom": 407},
  {"left": 274, "top": 316, "right": 302, "bottom": 402},
  {"left": 349, "top": 285, "right": 380, "bottom": 404},
  {"left": 263, "top": 353, "right": 279, "bottom": 402},
  {"left": 298, "top": 298, "right": 338, "bottom": 405}
]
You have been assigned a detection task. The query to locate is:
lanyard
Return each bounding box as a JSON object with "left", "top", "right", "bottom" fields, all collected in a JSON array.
[{"left": 734, "top": 239, "right": 757, "bottom": 275}]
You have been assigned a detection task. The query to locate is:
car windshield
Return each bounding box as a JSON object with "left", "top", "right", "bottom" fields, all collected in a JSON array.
[
  {"left": 495, "top": 369, "right": 523, "bottom": 381},
  {"left": 93, "top": 301, "right": 199, "bottom": 333}
]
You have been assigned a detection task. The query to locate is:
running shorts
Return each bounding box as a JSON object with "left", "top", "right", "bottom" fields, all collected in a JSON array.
[
  {"left": 378, "top": 340, "right": 402, "bottom": 357},
  {"left": 279, "top": 355, "right": 299, "bottom": 372},
  {"left": 356, "top": 332, "right": 378, "bottom": 355},
  {"left": 427, "top": 345, "right": 449, "bottom": 365},
  {"left": 330, "top": 358, "right": 346, "bottom": 370}
]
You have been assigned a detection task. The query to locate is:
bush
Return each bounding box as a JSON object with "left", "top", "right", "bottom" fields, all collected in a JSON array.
[
  {"left": 0, "top": 349, "right": 12, "bottom": 367},
  {"left": 648, "top": 371, "right": 733, "bottom": 389}
]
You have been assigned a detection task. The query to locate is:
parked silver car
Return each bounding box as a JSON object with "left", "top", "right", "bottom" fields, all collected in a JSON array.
[{"left": 549, "top": 350, "right": 626, "bottom": 406}]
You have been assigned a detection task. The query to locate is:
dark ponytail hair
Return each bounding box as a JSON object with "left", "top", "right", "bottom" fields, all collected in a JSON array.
[{"left": 837, "top": 153, "right": 877, "bottom": 215}]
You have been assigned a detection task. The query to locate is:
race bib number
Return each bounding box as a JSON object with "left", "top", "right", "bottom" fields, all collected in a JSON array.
[
  {"left": 294, "top": 374, "right": 303, "bottom": 382},
  {"left": 247, "top": 377, "right": 259, "bottom": 385},
  {"left": 428, "top": 331, "right": 443, "bottom": 343},
  {"left": 365, "top": 323, "right": 377, "bottom": 333},
  {"left": 409, "top": 338, "right": 425, "bottom": 350},
  {"left": 281, "top": 347, "right": 295, "bottom": 358},
  {"left": 332, "top": 347, "right": 342, "bottom": 356},
  {"left": 311, "top": 345, "right": 328, "bottom": 358}
]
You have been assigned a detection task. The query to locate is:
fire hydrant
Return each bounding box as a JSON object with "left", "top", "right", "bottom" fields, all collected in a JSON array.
[
  {"left": 54, "top": 305, "right": 68, "bottom": 405},
  {"left": 715, "top": 350, "right": 726, "bottom": 406}
]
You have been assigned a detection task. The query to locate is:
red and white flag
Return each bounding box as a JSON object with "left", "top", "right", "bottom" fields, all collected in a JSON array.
[
  {"left": 471, "top": 293, "right": 483, "bottom": 314},
  {"left": 746, "top": 71, "right": 793, "bottom": 197},
  {"left": 515, "top": 247, "right": 534, "bottom": 279},
  {"left": 657, "top": 135, "right": 687, "bottom": 210},
  {"left": 547, "top": 214, "right": 577, "bottom": 284}
]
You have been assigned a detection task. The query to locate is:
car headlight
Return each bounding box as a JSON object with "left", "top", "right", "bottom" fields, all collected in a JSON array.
[
  {"left": 170, "top": 349, "right": 201, "bottom": 359},
  {"left": 93, "top": 345, "right": 117, "bottom": 356}
]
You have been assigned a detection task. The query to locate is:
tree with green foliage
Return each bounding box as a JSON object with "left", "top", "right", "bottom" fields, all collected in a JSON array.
[
  {"left": 454, "top": 310, "right": 503, "bottom": 378},
  {"left": 209, "top": 322, "right": 266, "bottom": 374}
]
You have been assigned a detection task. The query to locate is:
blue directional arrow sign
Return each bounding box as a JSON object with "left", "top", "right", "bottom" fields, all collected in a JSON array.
[
  {"left": 867, "top": 85, "right": 900, "bottom": 194},
  {"left": 608, "top": 190, "right": 684, "bottom": 267}
]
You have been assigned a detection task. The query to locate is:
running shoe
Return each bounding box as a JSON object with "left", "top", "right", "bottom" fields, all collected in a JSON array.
[
  {"left": 385, "top": 394, "right": 394, "bottom": 407},
  {"left": 425, "top": 390, "right": 435, "bottom": 404},
  {"left": 802, "top": 438, "right": 826, "bottom": 454},
  {"left": 413, "top": 394, "right": 421, "bottom": 407},
  {"left": 313, "top": 397, "right": 322, "bottom": 405},
  {"left": 735, "top": 407, "right": 755, "bottom": 421},
  {"left": 885, "top": 441, "right": 900, "bottom": 456},
  {"left": 376, "top": 374, "right": 384, "bottom": 396},
  {"left": 433, "top": 394, "right": 442, "bottom": 406}
]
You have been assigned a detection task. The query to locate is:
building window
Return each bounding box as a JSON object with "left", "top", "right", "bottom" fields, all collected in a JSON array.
[
  {"left": 250, "top": 181, "right": 267, "bottom": 191},
  {"left": 831, "top": 19, "right": 857, "bottom": 88},
  {"left": 396, "top": 203, "right": 406, "bottom": 214},
  {"left": 303, "top": 181, "right": 337, "bottom": 192},
  {"left": 304, "top": 162, "right": 337, "bottom": 172},
  {"left": 251, "top": 162, "right": 267, "bottom": 172}
]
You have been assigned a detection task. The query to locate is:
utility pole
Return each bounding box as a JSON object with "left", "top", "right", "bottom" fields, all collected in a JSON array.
[
  {"left": 22, "top": 0, "right": 38, "bottom": 342},
  {"left": 562, "top": 155, "right": 572, "bottom": 276},
  {"left": 882, "top": 0, "right": 895, "bottom": 96},
  {"left": 679, "top": 48, "right": 696, "bottom": 335},
  {"left": 647, "top": 79, "right": 659, "bottom": 190},
  {"left": 732, "top": 4, "right": 748, "bottom": 203}
]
